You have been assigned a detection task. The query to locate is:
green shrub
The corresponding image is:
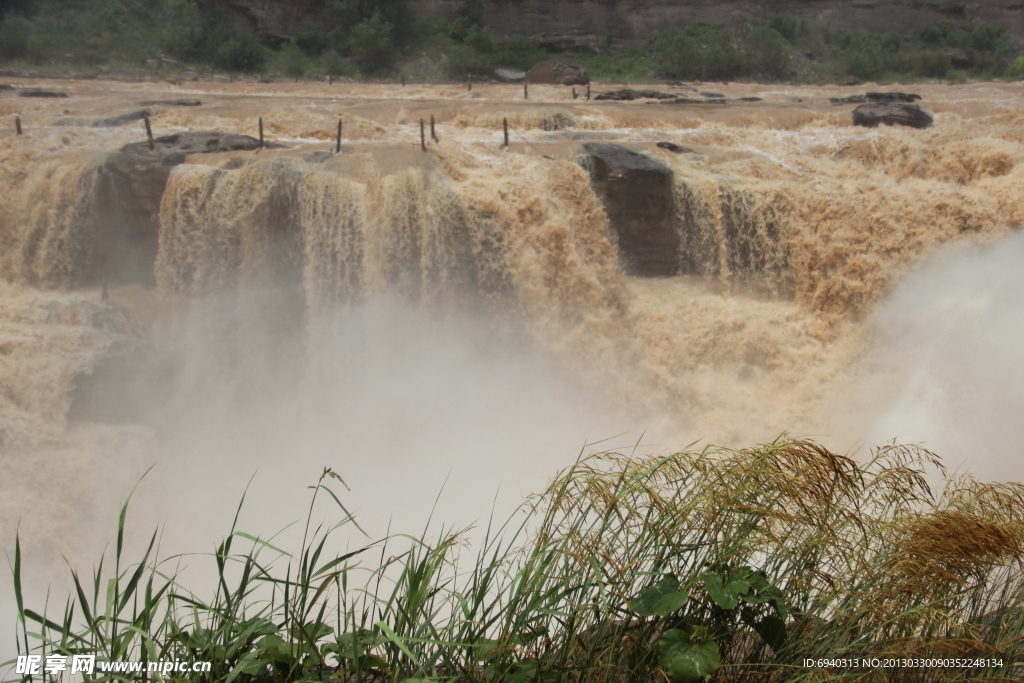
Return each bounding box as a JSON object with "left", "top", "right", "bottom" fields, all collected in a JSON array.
[
  {"left": 349, "top": 13, "right": 396, "bottom": 74},
  {"left": 417, "top": 13, "right": 452, "bottom": 39},
  {"left": 322, "top": 49, "right": 346, "bottom": 76},
  {"left": 444, "top": 43, "right": 490, "bottom": 78},
  {"left": 947, "top": 68, "right": 969, "bottom": 82},
  {"left": 492, "top": 37, "right": 547, "bottom": 71},
  {"left": 215, "top": 33, "right": 265, "bottom": 72},
  {"left": 962, "top": 21, "right": 1009, "bottom": 53},
  {"left": 161, "top": 0, "right": 229, "bottom": 63},
  {"left": 0, "top": 13, "right": 31, "bottom": 60},
  {"left": 1007, "top": 55, "right": 1024, "bottom": 79},
  {"left": 914, "top": 50, "right": 952, "bottom": 79},
  {"left": 745, "top": 25, "right": 791, "bottom": 80},
  {"left": 654, "top": 24, "right": 746, "bottom": 81},
  {"left": 917, "top": 19, "right": 957, "bottom": 46},
  {"left": 767, "top": 13, "right": 801, "bottom": 43},
  {"left": 835, "top": 33, "right": 892, "bottom": 81},
  {"left": 455, "top": 0, "right": 484, "bottom": 28},
  {"left": 325, "top": 0, "right": 412, "bottom": 51},
  {"left": 277, "top": 41, "right": 308, "bottom": 78},
  {"left": 294, "top": 20, "right": 329, "bottom": 57}
]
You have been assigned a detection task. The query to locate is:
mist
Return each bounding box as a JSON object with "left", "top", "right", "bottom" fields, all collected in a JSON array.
[
  {"left": 149, "top": 296, "right": 630, "bottom": 540},
  {"left": 859, "top": 233, "right": 1024, "bottom": 481}
]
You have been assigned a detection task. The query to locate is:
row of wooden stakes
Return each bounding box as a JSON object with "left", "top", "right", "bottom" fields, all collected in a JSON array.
[{"left": 11, "top": 112, "right": 525, "bottom": 152}]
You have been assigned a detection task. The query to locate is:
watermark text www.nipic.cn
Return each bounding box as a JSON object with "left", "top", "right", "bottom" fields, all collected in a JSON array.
[{"left": 16, "top": 654, "right": 213, "bottom": 676}]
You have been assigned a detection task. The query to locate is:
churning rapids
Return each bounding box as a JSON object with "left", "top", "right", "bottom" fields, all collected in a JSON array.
[{"left": 1, "top": 77, "right": 1023, "bottom": 648}]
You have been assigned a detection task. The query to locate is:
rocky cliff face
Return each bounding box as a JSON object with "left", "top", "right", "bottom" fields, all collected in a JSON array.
[{"left": 223, "top": 0, "right": 1024, "bottom": 51}]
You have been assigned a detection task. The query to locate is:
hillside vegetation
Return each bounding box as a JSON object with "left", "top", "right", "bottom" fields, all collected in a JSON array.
[{"left": 0, "top": 0, "right": 1022, "bottom": 82}]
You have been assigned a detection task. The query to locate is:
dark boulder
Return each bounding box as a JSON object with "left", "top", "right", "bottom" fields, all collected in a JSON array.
[
  {"left": 830, "top": 92, "right": 921, "bottom": 106},
  {"left": 18, "top": 88, "right": 67, "bottom": 98},
  {"left": 594, "top": 89, "right": 676, "bottom": 101},
  {"left": 700, "top": 91, "right": 726, "bottom": 98},
  {"left": 138, "top": 99, "right": 202, "bottom": 106},
  {"left": 656, "top": 141, "right": 696, "bottom": 154},
  {"left": 866, "top": 91, "right": 921, "bottom": 103},
  {"left": 577, "top": 143, "right": 678, "bottom": 276},
  {"left": 97, "top": 132, "right": 286, "bottom": 284},
  {"left": 526, "top": 61, "right": 589, "bottom": 85},
  {"left": 829, "top": 95, "right": 867, "bottom": 105},
  {"left": 657, "top": 96, "right": 761, "bottom": 105},
  {"left": 852, "top": 103, "right": 933, "bottom": 129}
]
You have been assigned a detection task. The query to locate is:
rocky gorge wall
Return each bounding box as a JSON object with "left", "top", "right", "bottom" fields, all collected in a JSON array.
[{"left": 224, "top": 0, "right": 1024, "bottom": 51}]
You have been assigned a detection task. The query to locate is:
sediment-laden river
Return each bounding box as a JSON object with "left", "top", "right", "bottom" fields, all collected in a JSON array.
[{"left": 2, "top": 77, "right": 1023, "bottom": 655}]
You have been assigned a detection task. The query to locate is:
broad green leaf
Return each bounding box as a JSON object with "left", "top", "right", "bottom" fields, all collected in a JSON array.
[
  {"left": 658, "top": 628, "right": 721, "bottom": 683},
  {"left": 700, "top": 572, "right": 750, "bottom": 610},
  {"left": 751, "top": 615, "right": 787, "bottom": 653},
  {"left": 629, "top": 574, "right": 688, "bottom": 617},
  {"left": 735, "top": 568, "right": 789, "bottom": 619}
]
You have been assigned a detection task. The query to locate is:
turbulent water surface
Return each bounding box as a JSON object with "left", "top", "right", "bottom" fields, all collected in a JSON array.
[{"left": 2, "top": 77, "right": 1023, "bottom": 654}]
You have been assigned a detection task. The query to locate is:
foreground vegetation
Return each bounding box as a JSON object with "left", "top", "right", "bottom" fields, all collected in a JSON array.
[
  {"left": 8, "top": 439, "right": 1024, "bottom": 682},
  {"left": 0, "top": 0, "right": 1022, "bottom": 83}
]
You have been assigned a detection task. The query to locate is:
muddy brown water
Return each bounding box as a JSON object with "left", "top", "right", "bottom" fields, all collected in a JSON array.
[{"left": 2, "top": 78, "right": 1024, "bottom": 654}]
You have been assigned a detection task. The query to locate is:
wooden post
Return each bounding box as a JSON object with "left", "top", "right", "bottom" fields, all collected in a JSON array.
[
  {"left": 259, "top": 117, "right": 264, "bottom": 149},
  {"left": 467, "top": 73, "right": 472, "bottom": 91},
  {"left": 524, "top": 80, "right": 528, "bottom": 100},
  {"left": 503, "top": 117, "right": 509, "bottom": 147},
  {"left": 328, "top": 75, "right": 333, "bottom": 85},
  {"left": 15, "top": 115, "right": 22, "bottom": 136},
  {"left": 144, "top": 116, "right": 154, "bottom": 150},
  {"left": 586, "top": 83, "right": 590, "bottom": 101},
  {"left": 420, "top": 119, "right": 426, "bottom": 151},
  {"left": 401, "top": 75, "right": 406, "bottom": 87},
  {"left": 430, "top": 115, "right": 437, "bottom": 142},
  {"left": 572, "top": 87, "right": 577, "bottom": 100},
  {"left": 336, "top": 118, "right": 342, "bottom": 153}
]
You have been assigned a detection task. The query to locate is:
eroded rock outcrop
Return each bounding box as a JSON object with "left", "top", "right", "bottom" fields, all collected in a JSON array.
[
  {"left": 656, "top": 142, "right": 696, "bottom": 154},
  {"left": 852, "top": 103, "right": 933, "bottom": 129},
  {"left": 830, "top": 91, "right": 921, "bottom": 105},
  {"left": 593, "top": 89, "right": 676, "bottom": 101},
  {"left": 18, "top": 88, "right": 67, "bottom": 98},
  {"left": 98, "top": 132, "right": 285, "bottom": 283},
  {"left": 577, "top": 143, "right": 790, "bottom": 288},
  {"left": 577, "top": 143, "right": 678, "bottom": 276}
]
